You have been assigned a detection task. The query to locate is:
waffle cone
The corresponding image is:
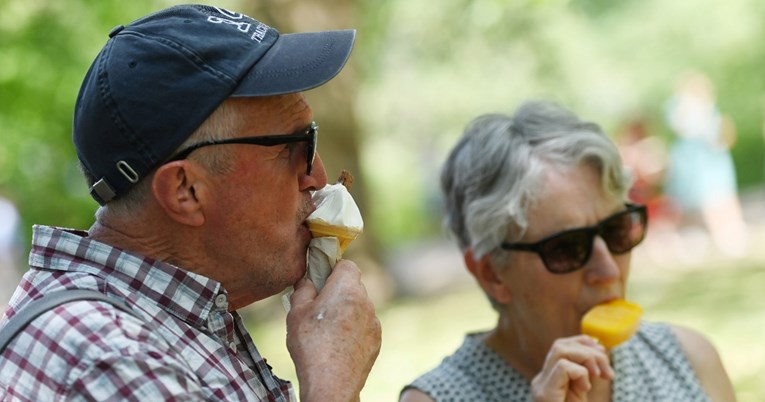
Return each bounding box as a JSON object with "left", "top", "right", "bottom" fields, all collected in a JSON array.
[{"left": 308, "top": 221, "right": 361, "bottom": 254}]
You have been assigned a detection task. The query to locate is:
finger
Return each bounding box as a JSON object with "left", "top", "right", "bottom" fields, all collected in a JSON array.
[
  {"left": 532, "top": 361, "right": 590, "bottom": 402},
  {"left": 290, "top": 277, "right": 318, "bottom": 308},
  {"left": 559, "top": 360, "right": 592, "bottom": 399},
  {"left": 573, "top": 334, "right": 607, "bottom": 352},
  {"left": 322, "top": 260, "right": 364, "bottom": 292},
  {"left": 582, "top": 358, "right": 601, "bottom": 379},
  {"left": 573, "top": 336, "right": 614, "bottom": 380},
  {"left": 545, "top": 337, "right": 613, "bottom": 380},
  {"left": 547, "top": 340, "right": 608, "bottom": 366},
  {"left": 599, "top": 359, "right": 615, "bottom": 380},
  {"left": 327, "top": 259, "right": 361, "bottom": 280},
  {"left": 571, "top": 335, "right": 606, "bottom": 350}
]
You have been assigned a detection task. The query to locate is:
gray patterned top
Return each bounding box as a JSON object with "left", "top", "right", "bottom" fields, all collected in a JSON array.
[{"left": 403, "top": 322, "right": 709, "bottom": 401}]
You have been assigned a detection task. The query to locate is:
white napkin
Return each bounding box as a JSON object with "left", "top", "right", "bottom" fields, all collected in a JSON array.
[
  {"left": 306, "top": 237, "right": 341, "bottom": 291},
  {"left": 281, "top": 237, "right": 342, "bottom": 312}
]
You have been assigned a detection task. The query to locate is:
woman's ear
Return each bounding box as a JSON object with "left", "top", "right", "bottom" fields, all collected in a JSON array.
[
  {"left": 464, "top": 249, "right": 513, "bottom": 304},
  {"left": 151, "top": 161, "right": 206, "bottom": 226}
]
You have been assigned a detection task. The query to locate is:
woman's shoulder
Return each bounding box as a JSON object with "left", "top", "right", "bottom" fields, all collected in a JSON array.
[
  {"left": 618, "top": 321, "right": 735, "bottom": 401},
  {"left": 669, "top": 324, "right": 737, "bottom": 401},
  {"left": 402, "top": 333, "right": 530, "bottom": 402},
  {"left": 404, "top": 334, "right": 489, "bottom": 394}
]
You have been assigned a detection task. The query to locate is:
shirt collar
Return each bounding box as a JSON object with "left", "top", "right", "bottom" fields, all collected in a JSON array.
[{"left": 29, "top": 224, "right": 223, "bottom": 328}]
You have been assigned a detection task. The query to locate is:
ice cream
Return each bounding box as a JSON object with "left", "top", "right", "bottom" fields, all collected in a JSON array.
[
  {"left": 581, "top": 299, "right": 643, "bottom": 349},
  {"left": 304, "top": 170, "right": 363, "bottom": 290},
  {"left": 306, "top": 170, "right": 363, "bottom": 253}
]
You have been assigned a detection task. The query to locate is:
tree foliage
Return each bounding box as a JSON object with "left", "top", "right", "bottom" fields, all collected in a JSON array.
[
  {"left": 1, "top": 0, "right": 192, "bottom": 242},
  {"left": 356, "top": 0, "right": 765, "bottom": 247},
  {"left": 1, "top": 0, "right": 764, "bottom": 253}
]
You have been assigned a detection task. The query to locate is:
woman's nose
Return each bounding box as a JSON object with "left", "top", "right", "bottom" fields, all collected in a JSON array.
[{"left": 584, "top": 236, "right": 624, "bottom": 285}]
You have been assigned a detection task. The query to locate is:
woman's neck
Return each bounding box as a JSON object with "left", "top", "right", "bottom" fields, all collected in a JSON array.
[
  {"left": 481, "top": 315, "right": 549, "bottom": 381},
  {"left": 481, "top": 315, "right": 613, "bottom": 400}
]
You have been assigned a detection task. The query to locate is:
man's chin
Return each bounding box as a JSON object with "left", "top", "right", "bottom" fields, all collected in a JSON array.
[{"left": 290, "top": 265, "right": 309, "bottom": 287}]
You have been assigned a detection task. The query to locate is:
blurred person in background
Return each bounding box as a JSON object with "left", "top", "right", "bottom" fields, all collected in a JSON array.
[
  {"left": 400, "top": 101, "right": 735, "bottom": 401},
  {"left": 616, "top": 117, "right": 670, "bottom": 223},
  {"left": 0, "top": 195, "right": 22, "bottom": 313},
  {"left": 0, "top": 5, "right": 380, "bottom": 401},
  {"left": 615, "top": 117, "right": 684, "bottom": 264},
  {"left": 664, "top": 70, "right": 749, "bottom": 258}
]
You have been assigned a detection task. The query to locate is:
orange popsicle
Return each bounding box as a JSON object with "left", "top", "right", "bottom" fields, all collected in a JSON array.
[{"left": 581, "top": 299, "right": 643, "bottom": 348}]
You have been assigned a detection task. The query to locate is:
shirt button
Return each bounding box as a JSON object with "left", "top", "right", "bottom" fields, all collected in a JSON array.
[
  {"left": 214, "top": 294, "right": 227, "bottom": 309},
  {"left": 229, "top": 342, "right": 237, "bottom": 352}
]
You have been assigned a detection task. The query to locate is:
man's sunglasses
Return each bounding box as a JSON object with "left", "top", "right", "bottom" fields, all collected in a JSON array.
[
  {"left": 500, "top": 203, "right": 648, "bottom": 274},
  {"left": 167, "top": 122, "right": 318, "bottom": 176}
]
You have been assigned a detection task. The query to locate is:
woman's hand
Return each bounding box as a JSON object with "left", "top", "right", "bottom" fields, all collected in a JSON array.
[{"left": 530, "top": 335, "right": 614, "bottom": 402}]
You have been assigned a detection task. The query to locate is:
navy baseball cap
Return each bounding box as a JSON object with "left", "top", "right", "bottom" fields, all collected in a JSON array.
[{"left": 73, "top": 4, "right": 356, "bottom": 205}]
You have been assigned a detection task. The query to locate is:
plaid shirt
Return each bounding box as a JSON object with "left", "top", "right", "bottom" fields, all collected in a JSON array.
[{"left": 0, "top": 225, "right": 296, "bottom": 401}]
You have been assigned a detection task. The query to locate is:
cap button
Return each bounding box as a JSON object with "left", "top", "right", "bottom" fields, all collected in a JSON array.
[{"left": 108, "top": 25, "right": 125, "bottom": 38}]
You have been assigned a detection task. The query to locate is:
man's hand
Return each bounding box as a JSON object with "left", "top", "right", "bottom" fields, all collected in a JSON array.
[
  {"left": 287, "top": 260, "right": 382, "bottom": 402},
  {"left": 530, "top": 335, "right": 614, "bottom": 402}
]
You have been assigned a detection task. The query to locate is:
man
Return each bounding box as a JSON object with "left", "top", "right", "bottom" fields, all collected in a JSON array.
[{"left": 0, "top": 5, "right": 381, "bottom": 401}]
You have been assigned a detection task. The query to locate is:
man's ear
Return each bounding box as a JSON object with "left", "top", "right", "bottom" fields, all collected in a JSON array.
[
  {"left": 464, "top": 249, "right": 513, "bottom": 304},
  {"left": 151, "top": 161, "right": 205, "bottom": 226}
]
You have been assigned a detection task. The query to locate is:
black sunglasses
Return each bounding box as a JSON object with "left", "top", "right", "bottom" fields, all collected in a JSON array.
[
  {"left": 500, "top": 203, "right": 648, "bottom": 274},
  {"left": 167, "top": 122, "right": 318, "bottom": 175}
]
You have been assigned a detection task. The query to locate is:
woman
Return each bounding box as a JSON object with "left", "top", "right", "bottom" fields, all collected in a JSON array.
[{"left": 400, "top": 101, "right": 735, "bottom": 401}]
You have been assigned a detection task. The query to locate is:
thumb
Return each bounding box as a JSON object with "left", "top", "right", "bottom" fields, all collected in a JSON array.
[{"left": 290, "top": 277, "right": 318, "bottom": 308}]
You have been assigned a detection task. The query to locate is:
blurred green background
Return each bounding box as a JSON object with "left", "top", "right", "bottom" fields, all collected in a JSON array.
[{"left": 1, "top": 0, "right": 763, "bottom": 400}]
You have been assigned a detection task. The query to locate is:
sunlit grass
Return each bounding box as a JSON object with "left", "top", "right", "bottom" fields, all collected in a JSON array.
[{"left": 248, "top": 225, "right": 765, "bottom": 402}]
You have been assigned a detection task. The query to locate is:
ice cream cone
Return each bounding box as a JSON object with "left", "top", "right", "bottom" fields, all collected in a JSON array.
[
  {"left": 306, "top": 171, "right": 363, "bottom": 255},
  {"left": 308, "top": 221, "right": 362, "bottom": 253}
]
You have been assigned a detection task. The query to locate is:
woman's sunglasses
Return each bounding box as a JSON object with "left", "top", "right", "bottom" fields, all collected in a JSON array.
[{"left": 500, "top": 203, "right": 648, "bottom": 274}]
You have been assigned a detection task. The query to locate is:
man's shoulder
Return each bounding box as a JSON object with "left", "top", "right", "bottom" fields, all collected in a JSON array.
[
  {"left": 0, "top": 296, "right": 200, "bottom": 400},
  {"left": 4, "top": 295, "right": 165, "bottom": 358}
]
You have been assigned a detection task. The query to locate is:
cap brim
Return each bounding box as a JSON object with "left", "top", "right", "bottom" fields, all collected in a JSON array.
[{"left": 232, "top": 29, "right": 356, "bottom": 97}]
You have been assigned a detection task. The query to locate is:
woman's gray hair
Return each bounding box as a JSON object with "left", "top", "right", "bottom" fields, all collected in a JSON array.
[
  {"left": 94, "top": 100, "right": 238, "bottom": 218},
  {"left": 441, "top": 100, "right": 631, "bottom": 266}
]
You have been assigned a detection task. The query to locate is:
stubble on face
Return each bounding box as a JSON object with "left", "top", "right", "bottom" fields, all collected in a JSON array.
[{"left": 204, "top": 95, "right": 318, "bottom": 305}]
